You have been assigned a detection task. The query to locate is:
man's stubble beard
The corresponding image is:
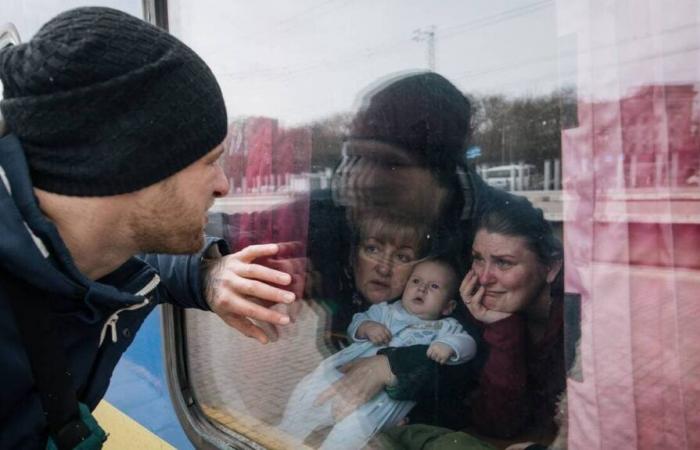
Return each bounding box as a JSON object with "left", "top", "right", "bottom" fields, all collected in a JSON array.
[{"left": 128, "top": 182, "right": 206, "bottom": 255}]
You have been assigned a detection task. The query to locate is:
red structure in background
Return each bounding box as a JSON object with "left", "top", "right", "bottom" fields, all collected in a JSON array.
[
  {"left": 564, "top": 84, "right": 700, "bottom": 449},
  {"left": 219, "top": 117, "right": 311, "bottom": 265}
]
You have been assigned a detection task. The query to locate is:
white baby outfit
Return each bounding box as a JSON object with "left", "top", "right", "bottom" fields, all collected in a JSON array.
[{"left": 279, "top": 301, "right": 477, "bottom": 449}]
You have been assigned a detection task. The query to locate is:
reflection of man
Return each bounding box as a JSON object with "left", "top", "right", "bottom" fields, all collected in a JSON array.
[
  {"left": 0, "top": 7, "right": 292, "bottom": 448},
  {"left": 332, "top": 72, "right": 476, "bottom": 226}
]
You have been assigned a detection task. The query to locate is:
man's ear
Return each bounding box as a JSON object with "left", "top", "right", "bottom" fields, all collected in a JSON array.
[
  {"left": 546, "top": 259, "right": 563, "bottom": 284},
  {"left": 442, "top": 299, "right": 457, "bottom": 316}
]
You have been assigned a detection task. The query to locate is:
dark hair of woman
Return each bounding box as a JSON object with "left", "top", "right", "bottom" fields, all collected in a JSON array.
[{"left": 477, "top": 193, "right": 562, "bottom": 267}]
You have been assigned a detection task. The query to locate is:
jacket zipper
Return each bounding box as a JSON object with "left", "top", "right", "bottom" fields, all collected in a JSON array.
[
  {"left": 1, "top": 163, "right": 50, "bottom": 258},
  {"left": 99, "top": 274, "right": 161, "bottom": 347}
]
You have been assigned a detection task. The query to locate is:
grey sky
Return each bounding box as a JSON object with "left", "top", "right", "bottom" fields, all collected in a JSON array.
[
  {"left": 0, "top": 0, "right": 561, "bottom": 124},
  {"left": 3, "top": 1, "right": 698, "bottom": 125},
  {"left": 168, "top": 0, "right": 560, "bottom": 125}
]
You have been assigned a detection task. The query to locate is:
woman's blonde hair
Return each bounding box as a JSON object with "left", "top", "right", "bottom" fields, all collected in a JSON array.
[{"left": 349, "top": 210, "right": 431, "bottom": 258}]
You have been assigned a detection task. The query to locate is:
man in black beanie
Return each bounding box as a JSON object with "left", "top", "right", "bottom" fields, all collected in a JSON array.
[{"left": 0, "top": 7, "right": 295, "bottom": 449}]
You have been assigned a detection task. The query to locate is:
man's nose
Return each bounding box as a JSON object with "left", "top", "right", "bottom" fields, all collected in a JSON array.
[{"left": 213, "top": 165, "right": 229, "bottom": 198}]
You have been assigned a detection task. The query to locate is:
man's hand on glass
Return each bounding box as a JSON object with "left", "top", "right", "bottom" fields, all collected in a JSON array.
[{"left": 204, "top": 243, "right": 305, "bottom": 344}]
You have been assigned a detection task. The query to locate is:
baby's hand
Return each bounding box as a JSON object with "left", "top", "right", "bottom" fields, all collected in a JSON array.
[
  {"left": 427, "top": 342, "right": 454, "bottom": 364},
  {"left": 357, "top": 321, "right": 392, "bottom": 345}
]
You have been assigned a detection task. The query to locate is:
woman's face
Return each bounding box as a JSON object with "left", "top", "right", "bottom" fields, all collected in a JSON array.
[
  {"left": 354, "top": 236, "right": 419, "bottom": 304},
  {"left": 471, "top": 229, "right": 556, "bottom": 314}
]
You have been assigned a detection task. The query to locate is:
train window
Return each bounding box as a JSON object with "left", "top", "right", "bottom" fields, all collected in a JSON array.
[{"left": 157, "top": 1, "right": 699, "bottom": 449}]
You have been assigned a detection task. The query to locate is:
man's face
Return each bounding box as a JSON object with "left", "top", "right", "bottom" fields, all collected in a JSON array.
[
  {"left": 332, "top": 139, "right": 450, "bottom": 224},
  {"left": 128, "top": 146, "right": 229, "bottom": 254}
]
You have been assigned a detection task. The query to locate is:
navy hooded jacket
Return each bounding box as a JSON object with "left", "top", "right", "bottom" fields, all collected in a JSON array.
[{"left": 0, "top": 134, "right": 225, "bottom": 448}]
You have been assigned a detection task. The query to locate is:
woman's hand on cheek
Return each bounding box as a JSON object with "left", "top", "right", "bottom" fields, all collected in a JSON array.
[
  {"left": 313, "top": 355, "right": 395, "bottom": 421},
  {"left": 460, "top": 270, "right": 511, "bottom": 324}
]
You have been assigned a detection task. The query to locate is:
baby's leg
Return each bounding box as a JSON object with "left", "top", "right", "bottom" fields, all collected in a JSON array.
[{"left": 319, "top": 392, "right": 414, "bottom": 450}]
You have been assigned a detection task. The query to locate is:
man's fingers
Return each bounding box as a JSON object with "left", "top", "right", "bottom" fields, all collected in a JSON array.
[
  {"left": 265, "top": 256, "right": 307, "bottom": 275},
  {"left": 233, "top": 243, "right": 281, "bottom": 262},
  {"left": 222, "top": 315, "right": 270, "bottom": 344},
  {"left": 274, "top": 241, "right": 305, "bottom": 258},
  {"left": 235, "top": 262, "right": 292, "bottom": 287},
  {"left": 254, "top": 320, "right": 280, "bottom": 343},
  {"left": 220, "top": 295, "right": 291, "bottom": 325},
  {"left": 225, "top": 276, "right": 295, "bottom": 304}
]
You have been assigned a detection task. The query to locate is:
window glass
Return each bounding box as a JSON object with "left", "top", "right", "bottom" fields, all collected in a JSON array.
[{"left": 168, "top": 1, "right": 699, "bottom": 449}]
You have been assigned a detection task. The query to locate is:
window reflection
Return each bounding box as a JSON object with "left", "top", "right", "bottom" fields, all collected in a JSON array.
[{"left": 172, "top": 0, "right": 700, "bottom": 449}]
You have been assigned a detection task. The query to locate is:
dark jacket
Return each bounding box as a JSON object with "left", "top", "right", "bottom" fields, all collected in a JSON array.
[
  {"left": 468, "top": 297, "right": 565, "bottom": 439},
  {"left": 0, "top": 134, "right": 222, "bottom": 449}
]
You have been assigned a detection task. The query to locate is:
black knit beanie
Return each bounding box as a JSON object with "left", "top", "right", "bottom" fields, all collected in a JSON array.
[
  {"left": 0, "top": 7, "right": 227, "bottom": 196},
  {"left": 349, "top": 72, "right": 471, "bottom": 172}
]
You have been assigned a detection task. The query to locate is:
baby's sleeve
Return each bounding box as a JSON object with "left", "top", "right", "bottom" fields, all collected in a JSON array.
[
  {"left": 433, "top": 318, "right": 477, "bottom": 365},
  {"left": 347, "top": 302, "right": 389, "bottom": 342}
]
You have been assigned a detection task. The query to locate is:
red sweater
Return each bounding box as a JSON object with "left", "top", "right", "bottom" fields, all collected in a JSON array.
[{"left": 469, "top": 298, "right": 565, "bottom": 439}]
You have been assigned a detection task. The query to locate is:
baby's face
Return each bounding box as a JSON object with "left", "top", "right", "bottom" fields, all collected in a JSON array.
[{"left": 401, "top": 260, "right": 456, "bottom": 320}]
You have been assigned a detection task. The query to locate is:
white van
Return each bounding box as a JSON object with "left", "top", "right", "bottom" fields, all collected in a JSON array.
[{"left": 481, "top": 164, "right": 535, "bottom": 191}]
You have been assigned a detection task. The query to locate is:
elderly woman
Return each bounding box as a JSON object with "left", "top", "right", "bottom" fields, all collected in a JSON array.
[{"left": 460, "top": 193, "right": 565, "bottom": 443}]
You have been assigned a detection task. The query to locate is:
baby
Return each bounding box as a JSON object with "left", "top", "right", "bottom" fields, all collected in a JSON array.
[{"left": 279, "top": 258, "right": 477, "bottom": 450}]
